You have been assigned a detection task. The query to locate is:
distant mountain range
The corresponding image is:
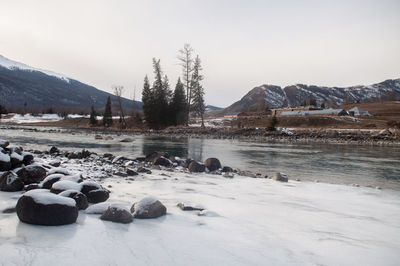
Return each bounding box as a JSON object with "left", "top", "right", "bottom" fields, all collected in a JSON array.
[
  {"left": 222, "top": 79, "right": 400, "bottom": 114},
  {"left": 205, "top": 105, "right": 223, "bottom": 111},
  {"left": 0, "top": 55, "right": 142, "bottom": 111}
]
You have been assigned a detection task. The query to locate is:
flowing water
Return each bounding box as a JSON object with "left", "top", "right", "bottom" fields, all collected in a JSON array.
[{"left": 1, "top": 126, "right": 400, "bottom": 190}]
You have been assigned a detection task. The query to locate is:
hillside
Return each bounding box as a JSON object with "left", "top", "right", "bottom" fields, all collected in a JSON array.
[
  {"left": 222, "top": 79, "right": 400, "bottom": 114},
  {"left": 0, "top": 55, "right": 142, "bottom": 111}
]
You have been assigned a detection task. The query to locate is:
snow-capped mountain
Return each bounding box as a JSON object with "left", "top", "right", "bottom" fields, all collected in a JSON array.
[
  {"left": 0, "top": 55, "right": 142, "bottom": 110},
  {"left": 0, "top": 55, "right": 69, "bottom": 82},
  {"left": 223, "top": 79, "right": 400, "bottom": 113}
]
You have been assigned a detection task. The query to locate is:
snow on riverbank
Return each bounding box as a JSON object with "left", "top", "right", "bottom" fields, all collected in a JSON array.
[{"left": 1, "top": 158, "right": 399, "bottom": 265}]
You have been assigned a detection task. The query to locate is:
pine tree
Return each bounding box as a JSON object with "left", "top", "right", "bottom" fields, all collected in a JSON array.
[
  {"left": 89, "top": 105, "right": 97, "bottom": 126},
  {"left": 103, "top": 96, "right": 113, "bottom": 127},
  {"left": 142, "top": 75, "right": 154, "bottom": 127},
  {"left": 190, "top": 55, "right": 205, "bottom": 128},
  {"left": 152, "top": 58, "right": 169, "bottom": 128},
  {"left": 170, "top": 78, "right": 187, "bottom": 125}
]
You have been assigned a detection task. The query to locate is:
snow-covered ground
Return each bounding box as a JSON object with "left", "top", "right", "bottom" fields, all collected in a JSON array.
[
  {"left": 1, "top": 156, "right": 399, "bottom": 265},
  {"left": 0, "top": 114, "right": 125, "bottom": 124},
  {"left": 0, "top": 114, "right": 63, "bottom": 124}
]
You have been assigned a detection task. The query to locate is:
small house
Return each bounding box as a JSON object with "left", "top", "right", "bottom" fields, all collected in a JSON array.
[
  {"left": 348, "top": 107, "right": 372, "bottom": 117},
  {"left": 224, "top": 112, "right": 248, "bottom": 118}
]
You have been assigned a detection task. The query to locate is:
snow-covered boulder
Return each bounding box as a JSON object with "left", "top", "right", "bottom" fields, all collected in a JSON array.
[
  {"left": 0, "top": 150, "right": 11, "bottom": 171},
  {"left": 41, "top": 174, "right": 65, "bottom": 189},
  {"left": 48, "top": 167, "right": 70, "bottom": 175},
  {"left": 59, "top": 190, "right": 88, "bottom": 210},
  {"left": 80, "top": 181, "right": 102, "bottom": 194},
  {"left": 188, "top": 161, "right": 206, "bottom": 173},
  {"left": 0, "top": 171, "right": 24, "bottom": 192},
  {"left": 16, "top": 165, "right": 46, "bottom": 184},
  {"left": 16, "top": 189, "right": 78, "bottom": 225},
  {"left": 100, "top": 206, "right": 133, "bottom": 224},
  {"left": 85, "top": 202, "right": 128, "bottom": 214},
  {"left": 51, "top": 180, "right": 82, "bottom": 194},
  {"left": 10, "top": 152, "right": 24, "bottom": 168},
  {"left": 272, "top": 172, "right": 289, "bottom": 182},
  {"left": 87, "top": 189, "right": 109, "bottom": 203},
  {"left": 131, "top": 197, "right": 167, "bottom": 219},
  {"left": 24, "top": 183, "right": 40, "bottom": 191},
  {"left": 204, "top": 158, "right": 221, "bottom": 172}
]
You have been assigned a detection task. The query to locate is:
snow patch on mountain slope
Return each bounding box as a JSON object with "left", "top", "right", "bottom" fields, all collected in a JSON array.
[{"left": 0, "top": 55, "right": 69, "bottom": 82}]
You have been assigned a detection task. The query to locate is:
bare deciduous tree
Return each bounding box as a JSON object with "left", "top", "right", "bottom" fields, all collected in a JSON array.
[
  {"left": 113, "top": 85, "right": 127, "bottom": 129},
  {"left": 178, "top": 43, "right": 194, "bottom": 125}
]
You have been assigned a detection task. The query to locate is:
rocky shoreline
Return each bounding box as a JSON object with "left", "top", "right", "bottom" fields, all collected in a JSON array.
[
  {"left": 2, "top": 124, "right": 400, "bottom": 146},
  {"left": 1, "top": 138, "right": 294, "bottom": 226}
]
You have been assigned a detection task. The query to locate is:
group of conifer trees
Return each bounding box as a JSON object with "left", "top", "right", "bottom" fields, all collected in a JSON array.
[{"left": 142, "top": 44, "right": 205, "bottom": 129}]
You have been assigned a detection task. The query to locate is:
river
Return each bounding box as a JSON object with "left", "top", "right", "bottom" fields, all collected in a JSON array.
[{"left": 1, "top": 126, "right": 399, "bottom": 190}]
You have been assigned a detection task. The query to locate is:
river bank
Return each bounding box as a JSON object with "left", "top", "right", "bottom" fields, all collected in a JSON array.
[{"left": 2, "top": 124, "right": 400, "bottom": 146}]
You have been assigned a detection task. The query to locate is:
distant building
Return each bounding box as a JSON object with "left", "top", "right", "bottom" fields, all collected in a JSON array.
[
  {"left": 280, "top": 108, "right": 348, "bottom": 117},
  {"left": 224, "top": 112, "right": 248, "bottom": 118},
  {"left": 348, "top": 107, "right": 372, "bottom": 116},
  {"left": 272, "top": 106, "right": 322, "bottom": 116}
]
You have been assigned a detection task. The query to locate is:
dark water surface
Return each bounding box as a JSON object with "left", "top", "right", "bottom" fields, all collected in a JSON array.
[{"left": 1, "top": 126, "right": 399, "bottom": 190}]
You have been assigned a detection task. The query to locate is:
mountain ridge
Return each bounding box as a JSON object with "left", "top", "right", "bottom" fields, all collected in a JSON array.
[
  {"left": 222, "top": 79, "right": 400, "bottom": 114},
  {"left": 0, "top": 55, "right": 142, "bottom": 111}
]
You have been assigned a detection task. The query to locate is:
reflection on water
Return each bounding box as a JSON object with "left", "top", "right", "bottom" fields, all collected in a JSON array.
[{"left": 1, "top": 126, "right": 399, "bottom": 190}]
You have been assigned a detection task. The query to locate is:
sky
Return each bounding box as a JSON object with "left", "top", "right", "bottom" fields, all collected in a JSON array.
[{"left": 1, "top": 0, "right": 399, "bottom": 107}]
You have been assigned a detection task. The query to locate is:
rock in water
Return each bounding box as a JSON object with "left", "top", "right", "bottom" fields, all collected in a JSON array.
[
  {"left": 59, "top": 190, "right": 89, "bottom": 210},
  {"left": 222, "top": 166, "right": 233, "bottom": 173},
  {"left": 0, "top": 171, "right": 24, "bottom": 192},
  {"left": 188, "top": 161, "right": 206, "bottom": 173},
  {"left": 131, "top": 197, "right": 167, "bottom": 219},
  {"left": 101, "top": 206, "right": 133, "bottom": 223},
  {"left": 49, "top": 146, "right": 60, "bottom": 154},
  {"left": 204, "top": 158, "right": 222, "bottom": 172},
  {"left": 0, "top": 140, "right": 10, "bottom": 149},
  {"left": 154, "top": 156, "right": 172, "bottom": 167},
  {"left": 145, "top": 151, "right": 170, "bottom": 162},
  {"left": 16, "top": 165, "right": 47, "bottom": 184},
  {"left": 16, "top": 189, "right": 78, "bottom": 226},
  {"left": 273, "top": 172, "right": 289, "bottom": 182}
]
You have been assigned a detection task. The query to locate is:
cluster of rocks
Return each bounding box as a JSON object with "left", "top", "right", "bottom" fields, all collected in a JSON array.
[{"left": 1, "top": 141, "right": 168, "bottom": 225}]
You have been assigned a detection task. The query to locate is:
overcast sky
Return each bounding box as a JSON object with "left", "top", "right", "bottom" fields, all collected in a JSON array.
[{"left": 1, "top": 0, "right": 399, "bottom": 107}]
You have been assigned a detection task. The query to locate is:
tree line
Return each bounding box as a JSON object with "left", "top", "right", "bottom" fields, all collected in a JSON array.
[{"left": 142, "top": 44, "right": 205, "bottom": 129}]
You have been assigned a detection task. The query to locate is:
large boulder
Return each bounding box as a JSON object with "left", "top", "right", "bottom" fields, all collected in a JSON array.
[
  {"left": 16, "top": 189, "right": 78, "bottom": 225},
  {"left": 80, "top": 181, "right": 102, "bottom": 194},
  {"left": 204, "top": 158, "right": 221, "bottom": 172},
  {"left": 188, "top": 161, "right": 206, "bottom": 173},
  {"left": 131, "top": 197, "right": 167, "bottom": 219},
  {"left": 273, "top": 172, "right": 289, "bottom": 182},
  {"left": 10, "top": 152, "right": 24, "bottom": 168},
  {"left": 0, "top": 171, "right": 24, "bottom": 192},
  {"left": 41, "top": 174, "right": 65, "bottom": 189},
  {"left": 51, "top": 180, "right": 82, "bottom": 194},
  {"left": 101, "top": 206, "right": 133, "bottom": 223},
  {"left": 87, "top": 189, "right": 109, "bottom": 203},
  {"left": 154, "top": 156, "right": 172, "bottom": 167},
  {"left": 16, "top": 165, "right": 47, "bottom": 184},
  {"left": 0, "top": 151, "right": 11, "bottom": 171},
  {"left": 59, "top": 190, "right": 89, "bottom": 210}
]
